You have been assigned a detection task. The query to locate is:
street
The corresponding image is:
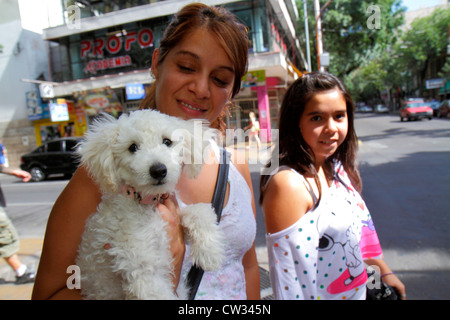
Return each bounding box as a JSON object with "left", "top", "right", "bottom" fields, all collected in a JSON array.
[
  {"left": 251, "top": 113, "right": 450, "bottom": 300},
  {"left": 355, "top": 113, "right": 450, "bottom": 300},
  {"left": 1, "top": 113, "right": 449, "bottom": 299}
]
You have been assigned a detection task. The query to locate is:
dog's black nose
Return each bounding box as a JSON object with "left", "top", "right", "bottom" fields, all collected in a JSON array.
[{"left": 150, "top": 163, "right": 167, "bottom": 181}]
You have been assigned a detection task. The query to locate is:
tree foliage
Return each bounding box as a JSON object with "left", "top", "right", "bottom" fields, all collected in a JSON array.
[
  {"left": 394, "top": 8, "right": 450, "bottom": 94},
  {"left": 297, "top": 0, "right": 405, "bottom": 78},
  {"left": 296, "top": 1, "right": 449, "bottom": 104}
]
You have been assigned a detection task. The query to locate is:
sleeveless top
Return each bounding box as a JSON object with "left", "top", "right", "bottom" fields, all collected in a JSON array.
[
  {"left": 265, "top": 163, "right": 383, "bottom": 300},
  {"left": 178, "top": 148, "right": 256, "bottom": 300}
]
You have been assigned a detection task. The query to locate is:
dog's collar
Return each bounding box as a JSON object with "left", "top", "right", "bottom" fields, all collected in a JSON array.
[{"left": 119, "top": 184, "right": 168, "bottom": 205}]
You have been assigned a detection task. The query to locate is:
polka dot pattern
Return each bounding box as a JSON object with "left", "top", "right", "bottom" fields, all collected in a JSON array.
[{"left": 266, "top": 163, "right": 380, "bottom": 300}]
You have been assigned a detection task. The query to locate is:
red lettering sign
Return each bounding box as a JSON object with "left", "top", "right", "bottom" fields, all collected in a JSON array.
[
  {"left": 138, "top": 29, "right": 153, "bottom": 47},
  {"left": 80, "top": 28, "right": 153, "bottom": 58},
  {"left": 80, "top": 41, "right": 91, "bottom": 58},
  {"left": 93, "top": 38, "right": 104, "bottom": 56},
  {"left": 106, "top": 36, "right": 121, "bottom": 54},
  {"left": 125, "top": 31, "right": 137, "bottom": 51},
  {"left": 83, "top": 55, "right": 132, "bottom": 74}
]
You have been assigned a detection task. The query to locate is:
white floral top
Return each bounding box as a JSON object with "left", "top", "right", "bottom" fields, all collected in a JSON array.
[{"left": 265, "top": 163, "right": 383, "bottom": 300}]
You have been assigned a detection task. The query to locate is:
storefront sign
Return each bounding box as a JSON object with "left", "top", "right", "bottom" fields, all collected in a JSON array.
[
  {"left": 73, "top": 87, "right": 123, "bottom": 118},
  {"left": 80, "top": 28, "right": 153, "bottom": 58},
  {"left": 426, "top": 78, "right": 445, "bottom": 89},
  {"left": 126, "top": 83, "right": 146, "bottom": 100},
  {"left": 80, "top": 28, "right": 153, "bottom": 75},
  {"left": 26, "top": 90, "right": 45, "bottom": 120},
  {"left": 50, "top": 101, "right": 70, "bottom": 122},
  {"left": 242, "top": 70, "right": 266, "bottom": 88},
  {"left": 84, "top": 55, "right": 132, "bottom": 74}
]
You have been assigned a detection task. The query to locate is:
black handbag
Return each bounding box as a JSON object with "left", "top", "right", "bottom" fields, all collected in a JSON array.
[
  {"left": 186, "top": 148, "right": 230, "bottom": 300},
  {"left": 366, "top": 267, "right": 401, "bottom": 300}
]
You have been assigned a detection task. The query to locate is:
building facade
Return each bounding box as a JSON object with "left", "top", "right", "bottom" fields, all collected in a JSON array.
[
  {"left": 0, "top": 0, "right": 50, "bottom": 168},
  {"left": 4, "top": 0, "right": 307, "bottom": 166}
]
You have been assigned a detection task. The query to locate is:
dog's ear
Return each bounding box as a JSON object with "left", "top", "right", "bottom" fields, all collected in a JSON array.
[
  {"left": 77, "top": 113, "right": 120, "bottom": 193},
  {"left": 179, "top": 119, "right": 220, "bottom": 179}
]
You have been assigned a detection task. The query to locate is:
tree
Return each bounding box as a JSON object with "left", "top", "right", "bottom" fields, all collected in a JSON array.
[
  {"left": 395, "top": 8, "right": 450, "bottom": 96},
  {"left": 296, "top": 0, "right": 405, "bottom": 78},
  {"left": 343, "top": 7, "right": 449, "bottom": 107},
  {"left": 438, "top": 56, "right": 450, "bottom": 81}
]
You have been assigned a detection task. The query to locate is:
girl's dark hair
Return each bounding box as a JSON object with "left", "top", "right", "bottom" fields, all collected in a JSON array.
[
  {"left": 260, "top": 71, "right": 361, "bottom": 206},
  {"left": 139, "top": 3, "right": 249, "bottom": 133}
]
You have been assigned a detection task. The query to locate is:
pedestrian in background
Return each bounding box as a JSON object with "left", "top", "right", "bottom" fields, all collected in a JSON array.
[
  {"left": 0, "top": 165, "right": 35, "bottom": 284},
  {"left": 260, "top": 72, "right": 406, "bottom": 300},
  {"left": 244, "top": 111, "right": 261, "bottom": 149},
  {"left": 0, "top": 140, "right": 7, "bottom": 167}
]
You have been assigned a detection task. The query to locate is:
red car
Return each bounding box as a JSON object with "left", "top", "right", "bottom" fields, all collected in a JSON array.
[{"left": 399, "top": 101, "right": 433, "bottom": 121}]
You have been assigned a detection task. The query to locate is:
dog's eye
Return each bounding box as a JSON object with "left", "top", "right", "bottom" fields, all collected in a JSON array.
[
  {"left": 128, "top": 143, "right": 138, "bottom": 153},
  {"left": 162, "top": 138, "right": 172, "bottom": 147}
]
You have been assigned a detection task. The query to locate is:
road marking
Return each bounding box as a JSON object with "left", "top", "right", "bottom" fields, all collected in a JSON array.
[{"left": 7, "top": 202, "right": 54, "bottom": 207}]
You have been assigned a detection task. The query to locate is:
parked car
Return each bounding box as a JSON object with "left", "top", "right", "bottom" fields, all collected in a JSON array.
[
  {"left": 374, "top": 104, "right": 389, "bottom": 113},
  {"left": 356, "top": 105, "right": 373, "bottom": 113},
  {"left": 437, "top": 99, "right": 450, "bottom": 118},
  {"left": 20, "top": 138, "right": 82, "bottom": 182},
  {"left": 399, "top": 101, "right": 433, "bottom": 122}
]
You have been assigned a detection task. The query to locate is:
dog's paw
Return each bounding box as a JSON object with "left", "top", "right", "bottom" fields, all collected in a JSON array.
[
  {"left": 180, "top": 203, "right": 225, "bottom": 271},
  {"left": 190, "top": 227, "right": 225, "bottom": 271},
  {"left": 194, "top": 245, "right": 225, "bottom": 271}
]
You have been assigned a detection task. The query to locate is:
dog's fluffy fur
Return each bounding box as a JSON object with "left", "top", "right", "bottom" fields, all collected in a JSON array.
[{"left": 75, "top": 110, "right": 224, "bottom": 300}]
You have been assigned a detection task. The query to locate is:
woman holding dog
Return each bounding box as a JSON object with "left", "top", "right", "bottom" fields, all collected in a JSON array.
[{"left": 32, "top": 3, "right": 260, "bottom": 300}]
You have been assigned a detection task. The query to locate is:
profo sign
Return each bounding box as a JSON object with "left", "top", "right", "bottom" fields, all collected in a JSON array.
[{"left": 80, "top": 28, "right": 153, "bottom": 75}]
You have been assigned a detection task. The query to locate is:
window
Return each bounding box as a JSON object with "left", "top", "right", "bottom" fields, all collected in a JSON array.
[
  {"left": 47, "top": 141, "right": 62, "bottom": 152},
  {"left": 65, "top": 140, "right": 78, "bottom": 152}
]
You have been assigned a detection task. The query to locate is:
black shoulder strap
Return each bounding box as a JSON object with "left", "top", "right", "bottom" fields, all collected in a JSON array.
[
  {"left": 186, "top": 147, "right": 230, "bottom": 300},
  {"left": 211, "top": 148, "right": 230, "bottom": 222}
]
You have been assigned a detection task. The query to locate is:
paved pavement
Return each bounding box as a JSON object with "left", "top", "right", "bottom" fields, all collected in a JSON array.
[{"left": 0, "top": 238, "right": 43, "bottom": 299}]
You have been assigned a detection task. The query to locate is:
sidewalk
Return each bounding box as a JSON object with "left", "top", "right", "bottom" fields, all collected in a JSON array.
[{"left": 0, "top": 238, "right": 43, "bottom": 300}]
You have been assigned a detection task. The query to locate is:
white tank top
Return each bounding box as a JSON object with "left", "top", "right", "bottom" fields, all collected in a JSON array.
[{"left": 178, "top": 150, "right": 256, "bottom": 299}]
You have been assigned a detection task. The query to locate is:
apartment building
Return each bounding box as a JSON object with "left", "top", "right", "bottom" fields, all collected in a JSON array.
[{"left": 3, "top": 0, "right": 307, "bottom": 165}]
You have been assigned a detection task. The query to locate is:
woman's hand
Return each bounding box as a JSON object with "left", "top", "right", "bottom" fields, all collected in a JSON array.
[{"left": 157, "top": 193, "right": 185, "bottom": 294}]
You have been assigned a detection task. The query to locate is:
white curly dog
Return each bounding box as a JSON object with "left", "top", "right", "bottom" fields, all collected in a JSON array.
[{"left": 75, "top": 109, "right": 224, "bottom": 300}]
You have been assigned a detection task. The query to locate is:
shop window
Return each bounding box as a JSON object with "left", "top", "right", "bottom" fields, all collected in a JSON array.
[{"left": 226, "top": 0, "right": 269, "bottom": 53}]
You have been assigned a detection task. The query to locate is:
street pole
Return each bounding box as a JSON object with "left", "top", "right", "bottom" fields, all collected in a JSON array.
[
  {"left": 314, "top": 0, "right": 324, "bottom": 72},
  {"left": 303, "top": 0, "right": 312, "bottom": 72}
]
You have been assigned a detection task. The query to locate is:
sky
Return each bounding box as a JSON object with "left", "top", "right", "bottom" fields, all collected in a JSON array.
[{"left": 401, "top": 0, "right": 442, "bottom": 11}]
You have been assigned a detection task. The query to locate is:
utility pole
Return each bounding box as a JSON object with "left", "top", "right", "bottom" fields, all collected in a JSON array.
[
  {"left": 303, "top": 0, "right": 312, "bottom": 72},
  {"left": 314, "top": 0, "right": 324, "bottom": 72}
]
